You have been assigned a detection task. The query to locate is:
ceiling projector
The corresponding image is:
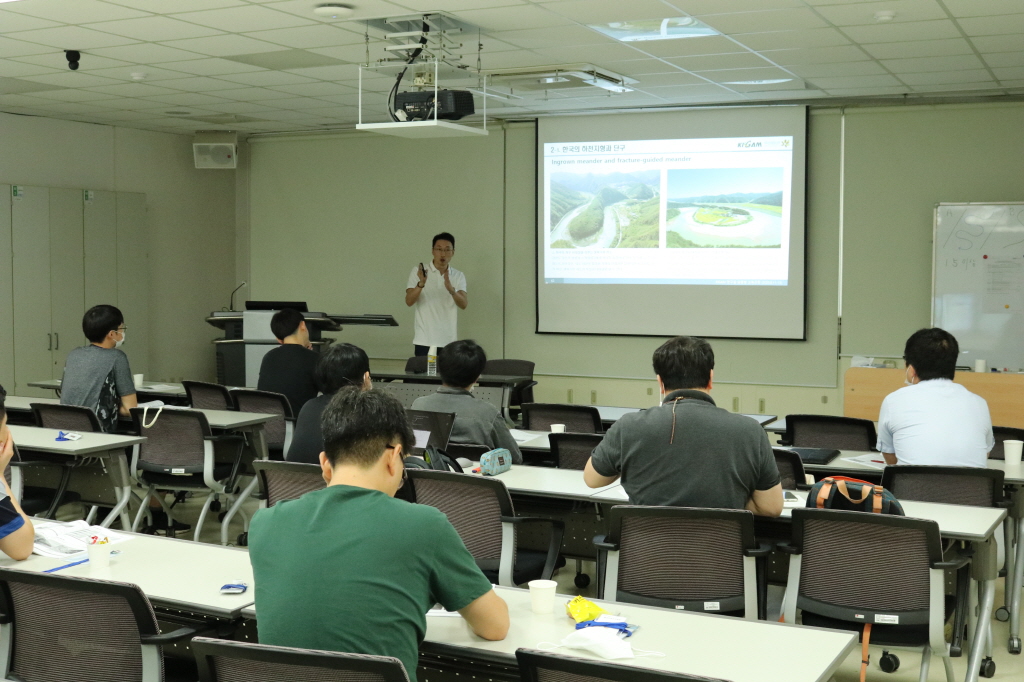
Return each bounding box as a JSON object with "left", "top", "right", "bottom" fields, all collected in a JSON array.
[{"left": 394, "top": 89, "right": 475, "bottom": 121}]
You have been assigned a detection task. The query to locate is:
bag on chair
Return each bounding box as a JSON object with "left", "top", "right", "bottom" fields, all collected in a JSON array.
[{"left": 807, "top": 476, "right": 904, "bottom": 516}]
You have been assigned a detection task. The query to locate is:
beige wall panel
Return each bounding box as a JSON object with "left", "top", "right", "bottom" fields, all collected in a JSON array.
[
  {"left": 0, "top": 186, "right": 12, "bottom": 391},
  {"left": 83, "top": 190, "right": 118, "bottom": 309},
  {"left": 48, "top": 188, "right": 85, "bottom": 375},
  {"left": 116, "top": 192, "right": 150, "bottom": 376},
  {"left": 11, "top": 186, "right": 50, "bottom": 397}
]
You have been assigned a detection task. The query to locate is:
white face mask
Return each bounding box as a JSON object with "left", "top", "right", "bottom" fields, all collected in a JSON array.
[
  {"left": 904, "top": 368, "right": 914, "bottom": 386},
  {"left": 115, "top": 330, "right": 126, "bottom": 348},
  {"left": 560, "top": 627, "right": 634, "bottom": 660}
]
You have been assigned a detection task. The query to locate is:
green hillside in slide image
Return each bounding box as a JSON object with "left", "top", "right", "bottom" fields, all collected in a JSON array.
[
  {"left": 567, "top": 187, "right": 630, "bottom": 241},
  {"left": 550, "top": 182, "right": 589, "bottom": 227},
  {"left": 617, "top": 197, "right": 680, "bottom": 248}
]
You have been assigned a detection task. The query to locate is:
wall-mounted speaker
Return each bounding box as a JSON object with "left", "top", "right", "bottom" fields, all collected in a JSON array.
[{"left": 193, "top": 131, "right": 238, "bottom": 169}]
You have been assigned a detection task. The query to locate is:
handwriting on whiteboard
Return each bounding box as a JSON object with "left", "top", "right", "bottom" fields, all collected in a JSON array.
[{"left": 939, "top": 205, "right": 1024, "bottom": 253}]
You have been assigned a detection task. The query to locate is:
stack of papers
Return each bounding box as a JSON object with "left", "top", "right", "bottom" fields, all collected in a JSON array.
[
  {"left": 845, "top": 454, "right": 887, "bottom": 470},
  {"left": 33, "top": 520, "right": 129, "bottom": 558},
  {"left": 509, "top": 429, "right": 541, "bottom": 444}
]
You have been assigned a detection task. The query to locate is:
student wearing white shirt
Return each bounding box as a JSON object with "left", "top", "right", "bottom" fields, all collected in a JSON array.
[
  {"left": 404, "top": 232, "right": 467, "bottom": 356},
  {"left": 878, "top": 328, "right": 993, "bottom": 467}
]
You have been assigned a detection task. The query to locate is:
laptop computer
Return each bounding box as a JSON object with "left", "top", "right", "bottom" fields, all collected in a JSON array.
[
  {"left": 784, "top": 447, "right": 842, "bottom": 465},
  {"left": 405, "top": 409, "right": 456, "bottom": 455}
]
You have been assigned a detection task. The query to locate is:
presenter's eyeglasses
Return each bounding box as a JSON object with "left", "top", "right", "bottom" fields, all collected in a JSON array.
[{"left": 433, "top": 247, "right": 454, "bottom": 254}]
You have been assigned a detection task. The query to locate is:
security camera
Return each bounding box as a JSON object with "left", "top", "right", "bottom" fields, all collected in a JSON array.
[{"left": 65, "top": 50, "right": 80, "bottom": 71}]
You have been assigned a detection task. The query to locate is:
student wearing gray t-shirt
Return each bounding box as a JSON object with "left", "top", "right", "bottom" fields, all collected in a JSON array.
[
  {"left": 60, "top": 305, "right": 137, "bottom": 433},
  {"left": 584, "top": 336, "right": 783, "bottom": 517}
]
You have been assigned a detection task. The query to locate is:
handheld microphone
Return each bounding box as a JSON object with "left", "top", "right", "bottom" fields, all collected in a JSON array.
[{"left": 229, "top": 282, "right": 247, "bottom": 311}]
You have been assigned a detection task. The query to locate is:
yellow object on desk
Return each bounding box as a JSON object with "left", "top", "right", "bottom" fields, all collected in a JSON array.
[{"left": 566, "top": 595, "right": 610, "bottom": 623}]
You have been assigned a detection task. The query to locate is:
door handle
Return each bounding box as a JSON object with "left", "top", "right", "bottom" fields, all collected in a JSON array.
[
  {"left": 55, "top": 332, "right": 59, "bottom": 350},
  {"left": 47, "top": 333, "right": 52, "bottom": 351}
]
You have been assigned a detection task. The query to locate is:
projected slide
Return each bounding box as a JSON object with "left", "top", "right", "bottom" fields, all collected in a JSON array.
[{"left": 543, "top": 136, "right": 793, "bottom": 286}]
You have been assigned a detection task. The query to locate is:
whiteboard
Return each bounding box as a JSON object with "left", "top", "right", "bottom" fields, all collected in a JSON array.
[{"left": 933, "top": 202, "right": 1024, "bottom": 372}]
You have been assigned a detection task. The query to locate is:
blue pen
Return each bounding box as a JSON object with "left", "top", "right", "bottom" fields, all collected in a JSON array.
[
  {"left": 56, "top": 431, "right": 70, "bottom": 442},
  {"left": 44, "top": 558, "right": 89, "bottom": 573}
]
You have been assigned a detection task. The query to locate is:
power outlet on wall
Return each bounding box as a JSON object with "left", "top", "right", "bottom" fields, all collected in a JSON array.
[
  {"left": 758, "top": 398, "right": 766, "bottom": 414},
  {"left": 822, "top": 395, "right": 828, "bottom": 404},
  {"left": 646, "top": 387, "right": 653, "bottom": 395},
  {"left": 567, "top": 389, "right": 574, "bottom": 403},
  {"left": 591, "top": 390, "right": 597, "bottom": 405},
  {"left": 732, "top": 397, "right": 739, "bottom": 412}
]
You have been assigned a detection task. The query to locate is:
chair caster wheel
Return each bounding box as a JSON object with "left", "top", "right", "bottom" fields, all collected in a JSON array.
[
  {"left": 237, "top": 532, "right": 248, "bottom": 547},
  {"left": 218, "top": 511, "right": 227, "bottom": 522},
  {"left": 1009, "top": 637, "right": 1022, "bottom": 655},
  {"left": 878, "top": 652, "right": 900, "bottom": 673},
  {"left": 980, "top": 657, "right": 996, "bottom": 678},
  {"left": 574, "top": 573, "right": 591, "bottom": 588},
  {"left": 210, "top": 500, "right": 222, "bottom": 512},
  {"left": 995, "top": 606, "right": 1010, "bottom": 622}
]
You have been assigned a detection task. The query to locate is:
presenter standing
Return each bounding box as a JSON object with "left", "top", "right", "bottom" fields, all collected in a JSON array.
[{"left": 405, "top": 232, "right": 468, "bottom": 356}]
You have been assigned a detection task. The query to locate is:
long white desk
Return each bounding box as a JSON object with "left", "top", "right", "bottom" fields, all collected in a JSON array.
[
  {"left": 28, "top": 378, "right": 189, "bottom": 398},
  {"left": 471, "top": 464, "right": 623, "bottom": 503},
  {"left": 0, "top": 530, "right": 254, "bottom": 619},
  {"left": 241, "top": 585, "right": 855, "bottom": 682}
]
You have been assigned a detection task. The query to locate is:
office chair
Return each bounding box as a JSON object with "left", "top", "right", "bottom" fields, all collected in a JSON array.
[
  {"left": 254, "top": 461, "right": 325, "bottom": 508},
  {"left": 192, "top": 636, "right": 410, "bottom": 682},
  {"left": 772, "top": 448, "right": 813, "bottom": 490},
  {"left": 182, "top": 380, "right": 235, "bottom": 411},
  {"left": 516, "top": 649, "right": 728, "bottom": 682},
  {"left": 594, "top": 506, "right": 768, "bottom": 619},
  {"left": 483, "top": 359, "right": 538, "bottom": 412},
  {"left": 780, "top": 414, "right": 877, "bottom": 450},
  {"left": 230, "top": 389, "right": 294, "bottom": 459},
  {"left": 26, "top": 403, "right": 96, "bottom": 518},
  {"left": 549, "top": 433, "right": 603, "bottom": 471},
  {"left": 521, "top": 403, "right": 603, "bottom": 434},
  {"left": 443, "top": 442, "right": 491, "bottom": 460},
  {"left": 405, "top": 469, "right": 565, "bottom": 586}
]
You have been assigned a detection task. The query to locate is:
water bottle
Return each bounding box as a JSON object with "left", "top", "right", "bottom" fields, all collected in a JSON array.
[{"left": 427, "top": 346, "right": 438, "bottom": 376}]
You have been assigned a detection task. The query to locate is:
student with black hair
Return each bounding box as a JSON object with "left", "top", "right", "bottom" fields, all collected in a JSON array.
[
  {"left": 404, "top": 232, "right": 467, "bottom": 357},
  {"left": 878, "top": 328, "right": 993, "bottom": 466},
  {"left": 287, "top": 343, "right": 372, "bottom": 464},
  {"left": 583, "top": 336, "right": 782, "bottom": 516},
  {"left": 411, "top": 339, "right": 522, "bottom": 463},
  {"left": 0, "top": 385, "right": 36, "bottom": 560},
  {"left": 257, "top": 307, "right": 319, "bottom": 414},
  {"left": 60, "top": 304, "right": 137, "bottom": 433},
  {"left": 249, "top": 388, "right": 508, "bottom": 681}
]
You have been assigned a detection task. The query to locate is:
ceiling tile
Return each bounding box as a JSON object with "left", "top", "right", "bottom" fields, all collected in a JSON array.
[
  {"left": 696, "top": 66, "right": 797, "bottom": 82},
  {"left": 956, "top": 14, "right": 1024, "bottom": 37},
  {"left": 150, "top": 76, "right": 242, "bottom": 91},
  {"left": 268, "top": 81, "right": 356, "bottom": 96},
  {"left": 246, "top": 108, "right": 322, "bottom": 120},
  {"left": 880, "top": 54, "right": 985, "bottom": 73},
  {"left": 243, "top": 25, "right": 366, "bottom": 49},
  {"left": 29, "top": 87, "right": 132, "bottom": 102},
  {"left": 158, "top": 58, "right": 266, "bottom": 76},
  {"left": 0, "top": 77, "right": 65, "bottom": 94},
  {"left": 673, "top": 0, "right": 806, "bottom": 13},
  {"left": 547, "top": 0, "right": 695, "bottom": 23},
  {"left": 0, "top": 58, "right": 61, "bottom": 77},
  {"left": 262, "top": 0, "right": 414, "bottom": 22},
  {"left": 841, "top": 20, "right": 962, "bottom": 43},
  {"left": 84, "top": 65, "right": 200, "bottom": 82},
  {"left": 85, "top": 16, "right": 225, "bottom": 42},
  {"left": 603, "top": 58, "right": 685, "bottom": 76},
  {"left": 862, "top": 38, "right": 974, "bottom": 60},
  {"left": 806, "top": 74, "right": 904, "bottom": 89},
  {"left": 281, "top": 64, "right": 358, "bottom": 80},
  {"left": 909, "top": 82, "right": 1001, "bottom": 93},
  {"left": 20, "top": 71, "right": 122, "bottom": 87},
  {"left": 972, "top": 35, "right": 1024, "bottom": 53},
  {"left": 160, "top": 34, "right": 290, "bottom": 57},
  {"left": 732, "top": 28, "right": 851, "bottom": 51},
  {"left": 2, "top": 0, "right": 150, "bottom": 24},
  {"left": 786, "top": 61, "right": 887, "bottom": 77},
  {"left": 629, "top": 71, "right": 709, "bottom": 87},
  {"left": 626, "top": 35, "right": 750, "bottom": 59},
  {"left": 106, "top": 0, "right": 245, "bottom": 11},
  {"left": 25, "top": 100, "right": 109, "bottom": 114},
  {"left": 12, "top": 52, "right": 132, "bottom": 70},
  {"left": 669, "top": 52, "right": 776, "bottom": 72},
  {"left": 199, "top": 100, "right": 281, "bottom": 114},
  {"left": 530, "top": 43, "right": 643, "bottom": 63},
  {"left": 993, "top": 67, "right": 1024, "bottom": 80},
  {"left": 250, "top": 95, "right": 330, "bottom": 109},
  {"left": 983, "top": 52, "right": 1024, "bottom": 69},
  {"left": 635, "top": 83, "right": 741, "bottom": 98},
  {"left": 698, "top": 8, "right": 829, "bottom": 34},
  {"left": 88, "top": 43, "right": 206, "bottom": 63},
  {"left": 213, "top": 87, "right": 302, "bottom": 101},
  {"left": 941, "top": 0, "right": 1024, "bottom": 18},
  {"left": 478, "top": 50, "right": 552, "bottom": 69},
  {"left": 7, "top": 26, "right": 141, "bottom": 50},
  {"left": 756, "top": 45, "right": 871, "bottom": 66},
  {"left": 142, "top": 92, "right": 234, "bottom": 106},
  {"left": 452, "top": 4, "right": 572, "bottom": 31},
  {"left": 814, "top": 86, "right": 907, "bottom": 97},
  {"left": 0, "top": 93, "right": 57, "bottom": 106},
  {"left": 308, "top": 43, "right": 377, "bottom": 62},
  {"left": 897, "top": 69, "right": 994, "bottom": 85},
  {"left": 0, "top": 36, "right": 54, "bottom": 58},
  {"left": 0, "top": 8, "right": 61, "bottom": 32},
  {"left": 172, "top": 5, "right": 316, "bottom": 33},
  {"left": 216, "top": 70, "right": 318, "bottom": 86},
  {"left": 85, "top": 82, "right": 180, "bottom": 97},
  {"left": 813, "top": 0, "right": 947, "bottom": 26},
  {"left": 491, "top": 26, "right": 611, "bottom": 49}
]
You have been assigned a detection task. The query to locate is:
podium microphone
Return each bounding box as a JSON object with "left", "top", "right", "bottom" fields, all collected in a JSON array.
[{"left": 229, "top": 282, "right": 247, "bottom": 311}]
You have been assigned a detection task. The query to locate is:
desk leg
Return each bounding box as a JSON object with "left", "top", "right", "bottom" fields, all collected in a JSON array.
[
  {"left": 1010, "top": 515, "right": 1024, "bottom": 654},
  {"left": 219, "top": 424, "right": 268, "bottom": 545},
  {"left": 98, "top": 449, "right": 133, "bottom": 530},
  {"left": 965, "top": 536, "right": 997, "bottom": 682}
]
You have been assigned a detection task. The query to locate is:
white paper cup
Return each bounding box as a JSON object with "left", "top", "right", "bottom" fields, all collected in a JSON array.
[
  {"left": 528, "top": 579, "right": 558, "bottom": 614},
  {"left": 133, "top": 374, "right": 144, "bottom": 389},
  {"left": 975, "top": 359, "right": 987, "bottom": 373},
  {"left": 1004, "top": 440, "right": 1023, "bottom": 467},
  {"left": 87, "top": 543, "right": 111, "bottom": 569},
  {"left": 550, "top": 424, "right": 566, "bottom": 433}
]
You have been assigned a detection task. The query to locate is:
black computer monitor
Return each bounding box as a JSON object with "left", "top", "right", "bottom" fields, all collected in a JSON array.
[
  {"left": 245, "top": 301, "right": 309, "bottom": 312},
  {"left": 406, "top": 409, "right": 456, "bottom": 454}
]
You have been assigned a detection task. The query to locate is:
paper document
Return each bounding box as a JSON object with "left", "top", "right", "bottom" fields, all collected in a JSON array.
[
  {"left": 509, "top": 429, "right": 541, "bottom": 444},
  {"left": 845, "top": 454, "right": 887, "bottom": 470},
  {"left": 33, "top": 520, "right": 129, "bottom": 558},
  {"left": 413, "top": 429, "right": 431, "bottom": 449}
]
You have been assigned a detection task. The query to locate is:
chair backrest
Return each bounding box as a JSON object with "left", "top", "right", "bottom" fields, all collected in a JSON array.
[
  {"left": 405, "top": 470, "right": 513, "bottom": 573},
  {"left": 182, "top": 381, "right": 235, "bottom": 411},
  {"left": 880, "top": 465, "right": 1004, "bottom": 507},
  {"left": 484, "top": 359, "right": 536, "bottom": 404},
  {"left": 549, "top": 433, "right": 604, "bottom": 471},
  {"left": 990, "top": 426, "right": 1024, "bottom": 460},
  {"left": 31, "top": 403, "right": 101, "bottom": 433},
  {"left": 601, "top": 506, "right": 758, "bottom": 614},
  {"left": 130, "top": 407, "right": 212, "bottom": 474},
  {"left": 784, "top": 414, "right": 876, "bottom": 450},
  {"left": 231, "top": 389, "right": 292, "bottom": 452},
  {"left": 192, "top": 636, "right": 410, "bottom": 682},
  {"left": 443, "top": 442, "right": 491, "bottom": 460},
  {"left": 516, "top": 649, "right": 726, "bottom": 682},
  {"left": 788, "top": 508, "right": 941, "bottom": 624},
  {"left": 254, "top": 461, "right": 325, "bottom": 508},
  {"left": 772, "top": 448, "right": 808, "bottom": 490},
  {"left": 0, "top": 568, "right": 161, "bottom": 682},
  {"left": 404, "top": 356, "right": 428, "bottom": 374},
  {"left": 521, "top": 403, "right": 602, "bottom": 434}
]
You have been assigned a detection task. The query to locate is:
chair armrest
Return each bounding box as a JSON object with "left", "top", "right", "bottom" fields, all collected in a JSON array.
[
  {"left": 140, "top": 625, "right": 207, "bottom": 645},
  {"left": 777, "top": 438, "right": 793, "bottom": 447},
  {"left": 776, "top": 542, "right": 801, "bottom": 555},
  {"left": 204, "top": 434, "right": 245, "bottom": 442},
  {"left": 501, "top": 516, "right": 565, "bottom": 580},
  {"left": 592, "top": 534, "right": 619, "bottom": 551},
  {"left": 932, "top": 554, "right": 971, "bottom": 571},
  {"left": 743, "top": 542, "right": 774, "bottom": 558},
  {"left": 795, "top": 482, "right": 814, "bottom": 491},
  {"left": 996, "top": 497, "right": 1013, "bottom": 508}
]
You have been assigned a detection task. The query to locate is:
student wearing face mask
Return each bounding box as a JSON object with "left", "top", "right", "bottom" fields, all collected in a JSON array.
[{"left": 60, "top": 304, "right": 137, "bottom": 433}]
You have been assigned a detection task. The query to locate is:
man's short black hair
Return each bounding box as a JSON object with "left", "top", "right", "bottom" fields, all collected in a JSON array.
[
  {"left": 82, "top": 305, "right": 124, "bottom": 343},
  {"left": 438, "top": 340, "right": 486, "bottom": 388},
  {"left": 652, "top": 336, "right": 715, "bottom": 391},
  {"left": 432, "top": 232, "right": 455, "bottom": 249},
  {"left": 315, "top": 343, "right": 370, "bottom": 394},
  {"left": 321, "top": 387, "right": 414, "bottom": 468},
  {"left": 904, "top": 328, "right": 959, "bottom": 381},
  {"left": 270, "top": 308, "right": 305, "bottom": 341}
]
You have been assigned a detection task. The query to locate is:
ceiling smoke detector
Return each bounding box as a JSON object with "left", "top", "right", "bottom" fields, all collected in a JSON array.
[
  {"left": 313, "top": 3, "right": 354, "bottom": 19},
  {"left": 874, "top": 10, "right": 896, "bottom": 22},
  {"left": 131, "top": 72, "right": 147, "bottom": 81}
]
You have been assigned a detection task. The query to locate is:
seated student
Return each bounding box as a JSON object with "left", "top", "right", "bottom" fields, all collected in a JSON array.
[
  {"left": 257, "top": 308, "right": 319, "bottom": 415},
  {"left": 0, "top": 386, "right": 36, "bottom": 560},
  {"left": 411, "top": 340, "right": 523, "bottom": 464},
  {"left": 583, "top": 336, "right": 783, "bottom": 517},
  {"left": 878, "top": 328, "right": 993, "bottom": 467},
  {"left": 249, "top": 388, "right": 508, "bottom": 679},
  {"left": 287, "top": 343, "right": 372, "bottom": 464},
  {"left": 60, "top": 305, "right": 137, "bottom": 433}
]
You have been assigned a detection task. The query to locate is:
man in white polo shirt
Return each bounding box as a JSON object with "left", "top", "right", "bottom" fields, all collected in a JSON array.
[
  {"left": 878, "top": 327, "right": 993, "bottom": 467},
  {"left": 405, "top": 232, "right": 467, "bottom": 356}
]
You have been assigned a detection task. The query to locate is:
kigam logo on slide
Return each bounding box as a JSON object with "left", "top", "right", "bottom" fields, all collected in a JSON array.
[{"left": 737, "top": 140, "right": 762, "bottom": 148}]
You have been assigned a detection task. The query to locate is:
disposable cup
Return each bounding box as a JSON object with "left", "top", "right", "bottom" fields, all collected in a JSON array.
[
  {"left": 550, "top": 424, "right": 566, "bottom": 433},
  {"left": 1004, "top": 440, "right": 1023, "bottom": 467},
  {"left": 133, "top": 374, "right": 144, "bottom": 389},
  {"left": 975, "top": 359, "right": 987, "bottom": 373},
  {"left": 87, "top": 543, "right": 111, "bottom": 569},
  {"left": 528, "top": 579, "right": 558, "bottom": 614}
]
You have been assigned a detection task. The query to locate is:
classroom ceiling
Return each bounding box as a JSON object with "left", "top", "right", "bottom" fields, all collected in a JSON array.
[{"left": 0, "top": 0, "right": 1021, "bottom": 135}]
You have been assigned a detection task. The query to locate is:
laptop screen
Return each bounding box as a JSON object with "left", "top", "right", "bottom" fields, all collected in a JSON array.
[{"left": 405, "top": 409, "right": 455, "bottom": 455}]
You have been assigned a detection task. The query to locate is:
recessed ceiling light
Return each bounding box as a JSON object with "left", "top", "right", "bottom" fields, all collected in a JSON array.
[
  {"left": 131, "top": 72, "right": 147, "bottom": 81},
  {"left": 723, "top": 79, "right": 793, "bottom": 85},
  {"left": 590, "top": 17, "right": 719, "bottom": 42},
  {"left": 313, "top": 3, "right": 354, "bottom": 19},
  {"left": 874, "top": 10, "right": 896, "bottom": 22}
]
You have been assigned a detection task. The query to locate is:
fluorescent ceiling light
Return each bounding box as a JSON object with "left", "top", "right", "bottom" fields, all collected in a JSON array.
[
  {"left": 590, "top": 17, "right": 719, "bottom": 42},
  {"left": 723, "top": 79, "right": 793, "bottom": 85}
]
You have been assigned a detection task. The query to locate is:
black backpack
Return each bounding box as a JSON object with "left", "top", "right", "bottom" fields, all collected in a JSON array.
[{"left": 397, "top": 447, "right": 463, "bottom": 503}]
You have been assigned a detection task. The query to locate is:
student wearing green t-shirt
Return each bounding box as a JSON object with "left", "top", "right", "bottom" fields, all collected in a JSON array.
[{"left": 248, "top": 387, "right": 508, "bottom": 680}]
